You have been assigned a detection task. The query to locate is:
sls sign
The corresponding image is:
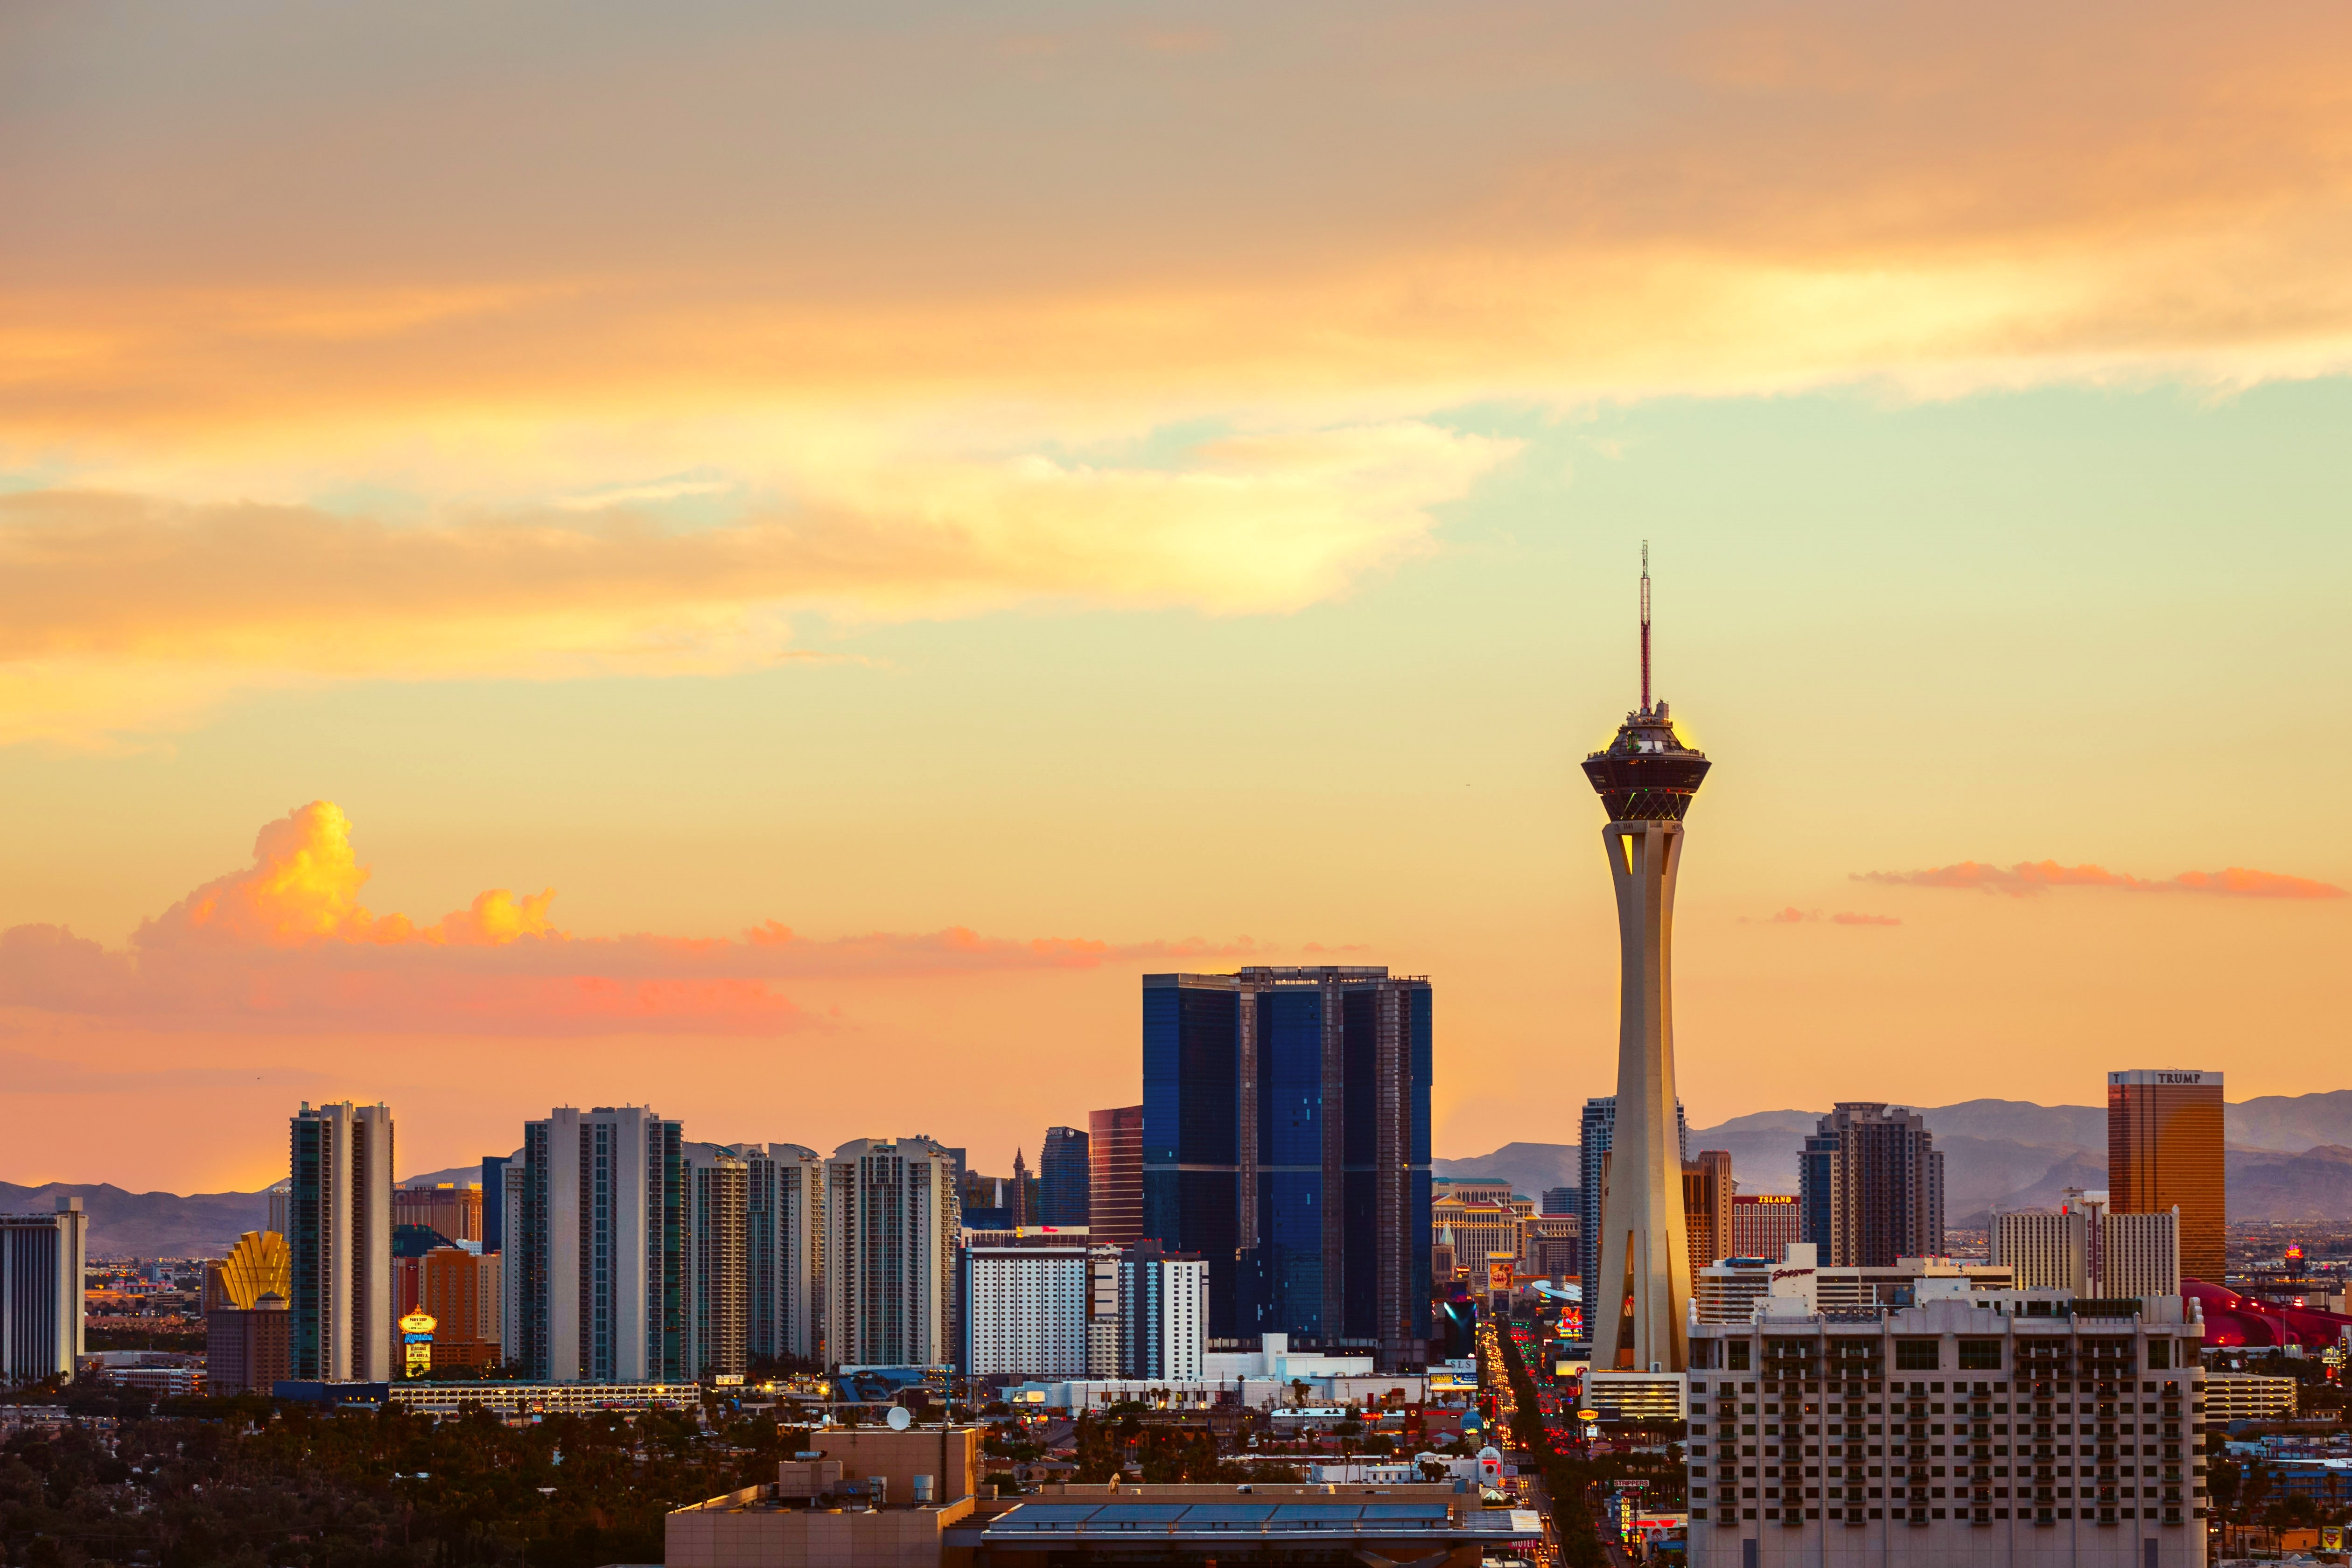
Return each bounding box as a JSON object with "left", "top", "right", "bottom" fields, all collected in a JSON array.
[{"left": 400, "top": 1311, "right": 437, "bottom": 1379}]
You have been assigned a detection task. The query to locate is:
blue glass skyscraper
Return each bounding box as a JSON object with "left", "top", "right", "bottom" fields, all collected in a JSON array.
[
  {"left": 1578, "top": 1094, "right": 1689, "bottom": 1298},
  {"left": 1799, "top": 1129, "right": 1838, "bottom": 1250},
  {"left": 1141, "top": 966, "right": 1433, "bottom": 1370},
  {"left": 1038, "top": 1126, "right": 1091, "bottom": 1225}
]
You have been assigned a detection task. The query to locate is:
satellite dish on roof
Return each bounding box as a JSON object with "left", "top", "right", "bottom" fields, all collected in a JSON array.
[{"left": 888, "top": 1405, "right": 913, "bottom": 1431}]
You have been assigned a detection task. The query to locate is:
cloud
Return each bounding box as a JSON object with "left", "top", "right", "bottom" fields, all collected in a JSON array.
[
  {"left": 10, "top": 3, "right": 2352, "bottom": 743},
  {"left": 10, "top": 2, "right": 2352, "bottom": 447},
  {"left": 0, "top": 421, "right": 1512, "bottom": 743},
  {"left": 0, "top": 802, "right": 1268, "bottom": 1034},
  {"left": 1761, "top": 906, "right": 1900, "bottom": 926},
  {"left": 1855, "top": 860, "right": 2346, "bottom": 900}
]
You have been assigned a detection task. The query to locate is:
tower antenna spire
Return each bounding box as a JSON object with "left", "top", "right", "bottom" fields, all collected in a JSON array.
[{"left": 1639, "top": 541, "right": 1652, "bottom": 712}]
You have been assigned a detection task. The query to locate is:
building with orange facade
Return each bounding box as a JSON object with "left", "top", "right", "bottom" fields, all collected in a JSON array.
[
  {"left": 2108, "top": 1068, "right": 2225, "bottom": 1282},
  {"left": 1682, "top": 1150, "right": 1734, "bottom": 1274},
  {"left": 392, "top": 1245, "right": 502, "bottom": 1371}
]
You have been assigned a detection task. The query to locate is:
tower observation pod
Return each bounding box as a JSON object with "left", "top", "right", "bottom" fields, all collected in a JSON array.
[{"left": 1581, "top": 546, "right": 1709, "bottom": 1373}]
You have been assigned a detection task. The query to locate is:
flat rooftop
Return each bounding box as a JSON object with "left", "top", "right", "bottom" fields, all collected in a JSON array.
[{"left": 983, "top": 1500, "right": 1541, "bottom": 1540}]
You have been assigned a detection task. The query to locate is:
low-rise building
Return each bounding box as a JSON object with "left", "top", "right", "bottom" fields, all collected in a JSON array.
[
  {"left": 380, "top": 1379, "right": 699, "bottom": 1416},
  {"left": 2199, "top": 1372, "right": 2296, "bottom": 1422},
  {"left": 1004, "top": 1371, "right": 1430, "bottom": 1414},
  {"left": 1584, "top": 1370, "right": 1689, "bottom": 1422},
  {"left": 970, "top": 1484, "right": 1541, "bottom": 1568},
  {"left": 1200, "top": 1331, "right": 1373, "bottom": 1381},
  {"left": 208, "top": 1291, "right": 293, "bottom": 1394},
  {"left": 804, "top": 1427, "right": 982, "bottom": 1505},
  {"left": 2255, "top": 1457, "right": 2352, "bottom": 1505},
  {"left": 669, "top": 1484, "right": 975, "bottom": 1568},
  {"left": 668, "top": 1432, "right": 987, "bottom": 1568},
  {"left": 80, "top": 1355, "right": 205, "bottom": 1398}
]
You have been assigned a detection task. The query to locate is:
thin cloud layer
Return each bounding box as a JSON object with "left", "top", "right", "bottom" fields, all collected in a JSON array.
[
  {"left": 10, "top": 3, "right": 2352, "bottom": 740},
  {"left": 7, "top": 0, "right": 2352, "bottom": 446},
  {"left": 1764, "top": 907, "right": 1902, "bottom": 926},
  {"left": 0, "top": 803, "right": 1265, "bottom": 1034},
  {"left": 1855, "top": 860, "right": 2346, "bottom": 900},
  {"left": 0, "top": 423, "right": 1510, "bottom": 743}
]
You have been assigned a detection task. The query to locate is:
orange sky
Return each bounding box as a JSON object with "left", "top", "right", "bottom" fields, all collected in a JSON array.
[{"left": 4, "top": 0, "right": 2351, "bottom": 1191}]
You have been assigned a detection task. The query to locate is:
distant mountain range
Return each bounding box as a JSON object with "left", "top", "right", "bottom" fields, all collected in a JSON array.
[
  {"left": 0, "top": 1181, "right": 271, "bottom": 1259},
  {"left": 4, "top": 1165, "right": 492, "bottom": 1260},
  {"left": 1435, "top": 1089, "right": 2352, "bottom": 1226},
  {"left": 1432, "top": 1141, "right": 1581, "bottom": 1199},
  {"left": 21, "top": 1093, "right": 2352, "bottom": 1255}
]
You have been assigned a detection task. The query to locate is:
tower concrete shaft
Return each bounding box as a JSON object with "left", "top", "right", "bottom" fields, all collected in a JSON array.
[
  {"left": 1582, "top": 552, "right": 1708, "bottom": 1371},
  {"left": 1592, "top": 819, "right": 1692, "bottom": 1373}
]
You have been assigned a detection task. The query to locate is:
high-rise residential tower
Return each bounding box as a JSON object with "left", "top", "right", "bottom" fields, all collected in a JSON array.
[
  {"left": 683, "top": 1143, "right": 749, "bottom": 1379},
  {"left": 288, "top": 1100, "right": 395, "bottom": 1382},
  {"left": 1581, "top": 548, "right": 1710, "bottom": 1373},
  {"left": 1087, "top": 1107, "right": 1143, "bottom": 1246},
  {"left": 2108, "top": 1068, "right": 2225, "bottom": 1282},
  {"left": 516, "top": 1105, "right": 686, "bottom": 1382},
  {"left": 1578, "top": 1107, "right": 1693, "bottom": 1307},
  {"left": 1, "top": 1197, "right": 87, "bottom": 1384},
  {"left": 1038, "top": 1127, "right": 1091, "bottom": 1226},
  {"left": 1799, "top": 1103, "right": 1945, "bottom": 1267},
  {"left": 735, "top": 1142, "right": 825, "bottom": 1365},
  {"left": 1141, "top": 965, "right": 1433, "bottom": 1370},
  {"left": 1683, "top": 1149, "right": 1735, "bottom": 1275},
  {"left": 824, "top": 1137, "right": 960, "bottom": 1369}
]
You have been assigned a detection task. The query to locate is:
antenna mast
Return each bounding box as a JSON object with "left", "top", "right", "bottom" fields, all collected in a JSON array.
[{"left": 1639, "top": 541, "right": 1652, "bottom": 712}]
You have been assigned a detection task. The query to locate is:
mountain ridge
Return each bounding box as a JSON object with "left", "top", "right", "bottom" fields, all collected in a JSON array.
[
  {"left": 19, "top": 1091, "right": 2351, "bottom": 1254},
  {"left": 1435, "top": 1088, "right": 2352, "bottom": 1224}
]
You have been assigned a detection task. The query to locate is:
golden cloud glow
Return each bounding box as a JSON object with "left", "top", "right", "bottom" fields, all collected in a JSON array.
[
  {"left": 0, "top": 802, "right": 1269, "bottom": 1033},
  {"left": 0, "top": 420, "right": 1511, "bottom": 742},
  {"left": 7, "top": 1, "right": 2352, "bottom": 744}
]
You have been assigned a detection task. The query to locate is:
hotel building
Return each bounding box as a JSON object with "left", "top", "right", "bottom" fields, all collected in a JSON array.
[{"left": 2107, "top": 1071, "right": 2224, "bottom": 1283}]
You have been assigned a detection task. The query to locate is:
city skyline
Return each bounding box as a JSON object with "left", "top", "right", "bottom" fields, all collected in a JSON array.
[{"left": 7, "top": 5, "right": 2352, "bottom": 1193}]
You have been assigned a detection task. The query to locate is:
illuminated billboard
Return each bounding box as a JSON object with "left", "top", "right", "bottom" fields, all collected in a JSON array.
[{"left": 399, "top": 1311, "right": 436, "bottom": 1379}]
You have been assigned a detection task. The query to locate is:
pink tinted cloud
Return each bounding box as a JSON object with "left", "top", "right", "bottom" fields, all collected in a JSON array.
[
  {"left": 0, "top": 802, "right": 1266, "bottom": 1035},
  {"left": 1761, "top": 906, "right": 1900, "bottom": 927},
  {"left": 1856, "top": 860, "right": 2345, "bottom": 900}
]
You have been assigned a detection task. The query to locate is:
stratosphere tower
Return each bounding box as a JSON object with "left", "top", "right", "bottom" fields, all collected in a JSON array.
[{"left": 1582, "top": 546, "right": 1709, "bottom": 1373}]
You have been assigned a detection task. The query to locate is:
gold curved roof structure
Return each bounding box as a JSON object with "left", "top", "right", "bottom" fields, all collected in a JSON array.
[{"left": 218, "top": 1228, "right": 291, "bottom": 1309}]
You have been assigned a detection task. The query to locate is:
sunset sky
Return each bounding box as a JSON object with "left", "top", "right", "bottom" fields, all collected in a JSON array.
[{"left": 5, "top": 1, "right": 2351, "bottom": 1194}]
